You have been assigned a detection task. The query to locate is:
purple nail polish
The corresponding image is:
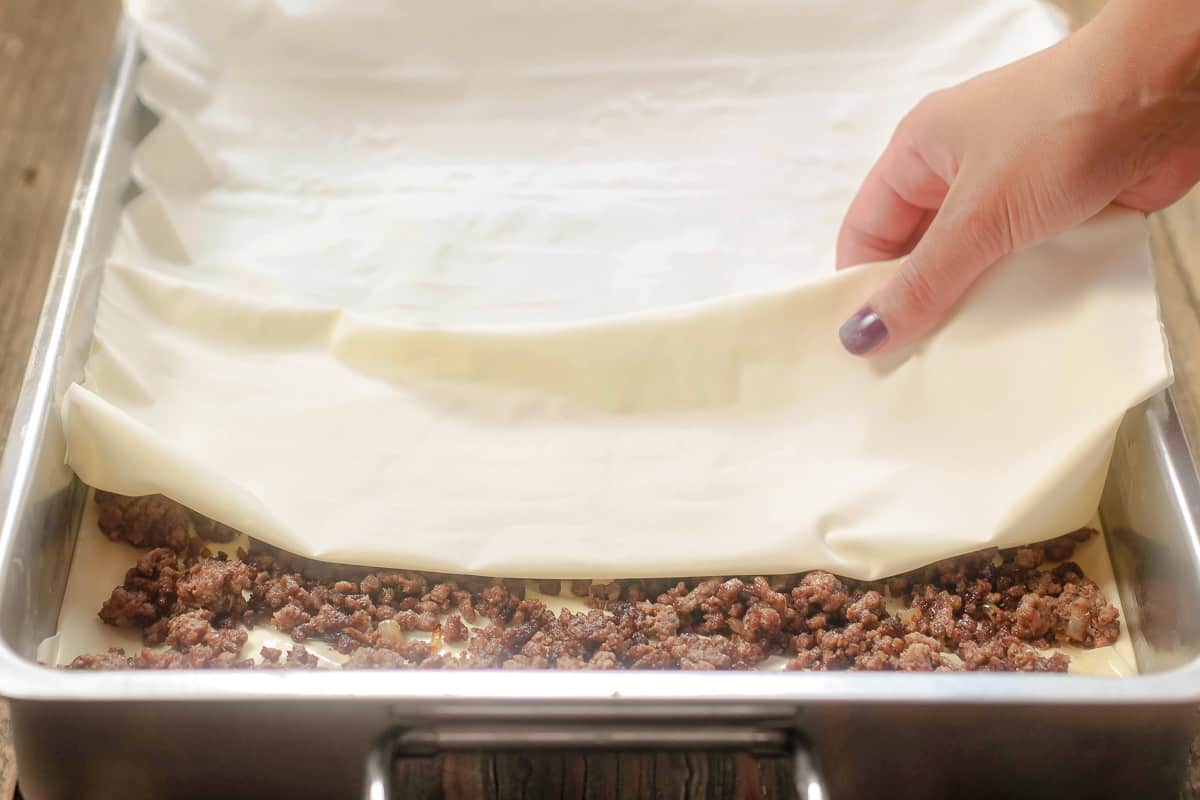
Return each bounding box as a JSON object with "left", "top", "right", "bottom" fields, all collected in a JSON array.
[{"left": 839, "top": 306, "right": 888, "bottom": 355}]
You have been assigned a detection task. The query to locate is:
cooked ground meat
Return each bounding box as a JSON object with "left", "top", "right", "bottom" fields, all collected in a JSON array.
[
  {"left": 189, "top": 511, "right": 239, "bottom": 543},
  {"left": 95, "top": 490, "right": 240, "bottom": 548},
  {"left": 95, "top": 492, "right": 190, "bottom": 551},
  {"left": 98, "top": 547, "right": 180, "bottom": 636},
  {"left": 68, "top": 493, "right": 1123, "bottom": 674},
  {"left": 176, "top": 558, "right": 252, "bottom": 617},
  {"left": 200, "top": 645, "right": 321, "bottom": 670},
  {"left": 442, "top": 614, "right": 469, "bottom": 644},
  {"left": 68, "top": 648, "right": 135, "bottom": 670}
]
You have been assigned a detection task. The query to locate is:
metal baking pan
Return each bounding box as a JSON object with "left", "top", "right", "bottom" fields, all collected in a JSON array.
[{"left": 3, "top": 21, "right": 1200, "bottom": 800}]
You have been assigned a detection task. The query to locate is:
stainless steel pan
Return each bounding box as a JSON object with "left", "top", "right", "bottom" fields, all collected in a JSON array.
[{"left": 2, "top": 22, "right": 1199, "bottom": 800}]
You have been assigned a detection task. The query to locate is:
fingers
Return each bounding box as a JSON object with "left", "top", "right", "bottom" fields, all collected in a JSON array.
[
  {"left": 838, "top": 181, "right": 1014, "bottom": 355},
  {"left": 836, "top": 134, "right": 950, "bottom": 270}
]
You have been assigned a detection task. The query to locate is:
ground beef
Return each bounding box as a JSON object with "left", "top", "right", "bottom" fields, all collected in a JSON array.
[
  {"left": 189, "top": 511, "right": 239, "bottom": 543},
  {"left": 163, "top": 610, "right": 248, "bottom": 655},
  {"left": 98, "top": 587, "right": 159, "bottom": 629},
  {"left": 68, "top": 644, "right": 254, "bottom": 670},
  {"left": 284, "top": 646, "right": 320, "bottom": 668},
  {"left": 442, "top": 614, "right": 469, "bottom": 643},
  {"left": 69, "top": 493, "right": 1123, "bottom": 674},
  {"left": 176, "top": 558, "right": 252, "bottom": 617},
  {"left": 98, "top": 546, "right": 181, "bottom": 636},
  {"left": 68, "top": 648, "right": 134, "bottom": 670},
  {"left": 95, "top": 492, "right": 190, "bottom": 551},
  {"left": 1055, "top": 579, "right": 1121, "bottom": 646},
  {"left": 343, "top": 647, "right": 409, "bottom": 669}
]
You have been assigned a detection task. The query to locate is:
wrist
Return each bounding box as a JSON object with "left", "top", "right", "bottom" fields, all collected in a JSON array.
[{"left": 1085, "top": 0, "right": 1200, "bottom": 100}]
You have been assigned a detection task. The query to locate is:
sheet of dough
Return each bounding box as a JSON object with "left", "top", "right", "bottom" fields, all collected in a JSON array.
[
  {"left": 61, "top": 1, "right": 1170, "bottom": 579},
  {"left": 40, "top": 491, "right": 1136, "bottom": 676}
]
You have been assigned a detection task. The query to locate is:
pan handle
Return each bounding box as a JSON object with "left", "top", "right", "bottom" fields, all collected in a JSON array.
[{"left": 363, "top": 723, "right": 829, "bottom": 799}]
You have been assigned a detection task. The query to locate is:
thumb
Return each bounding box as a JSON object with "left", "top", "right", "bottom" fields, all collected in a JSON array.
[{"left": 837, "top": 182, "right": 1015, "bottom": 356}]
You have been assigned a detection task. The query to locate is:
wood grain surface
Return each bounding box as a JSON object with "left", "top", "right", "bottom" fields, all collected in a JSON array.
[
  {"left": 393, "top": 751, "right": 796, "bottom": 800},
  {"left": 2, "top": 0, "right": 1200, "bottom": 798},
  {"left": 0, "top": 1, "right": 123, "bottom": 799}
]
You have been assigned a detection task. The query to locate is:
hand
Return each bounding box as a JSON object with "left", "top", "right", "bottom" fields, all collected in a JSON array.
[{"left": 835, "top": 0, "right": 1200, "bottom": 356}]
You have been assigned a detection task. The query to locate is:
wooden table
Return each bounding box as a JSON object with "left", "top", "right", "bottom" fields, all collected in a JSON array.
[
  {"left": 0, "top": 1, "right": 123, "bottom": 796},
  {"left": 2, "top": 0, "right": 1199, "bottom": 797}
]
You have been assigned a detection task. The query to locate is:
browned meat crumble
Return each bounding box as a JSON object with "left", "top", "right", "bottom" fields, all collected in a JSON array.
[
  {"left": 95, "top": 490, "right": 239, "bottom": 548},
  {"left": 68, "top": 493, "right": 1121, "bottom": 672}
]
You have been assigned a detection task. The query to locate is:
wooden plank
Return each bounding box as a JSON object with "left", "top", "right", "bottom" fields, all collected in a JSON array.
[
  {"left": 0, "top": 0, "right": 122, "bottom": 452},
  {"left": 391, "top": 751, "right": 795, "bottom": 800},
  {"left": 0, "top": 1, "right": 123, "bottom": 795}
]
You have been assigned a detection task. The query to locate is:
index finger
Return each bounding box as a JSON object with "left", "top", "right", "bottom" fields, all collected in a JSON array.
[{"left": 836, "top": 139, "right": 948, "bottom": 269}]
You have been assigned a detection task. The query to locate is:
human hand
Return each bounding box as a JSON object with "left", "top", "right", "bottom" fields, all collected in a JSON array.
[{"left": 836, "top": 0, "right": 1200, "bottom": 356}]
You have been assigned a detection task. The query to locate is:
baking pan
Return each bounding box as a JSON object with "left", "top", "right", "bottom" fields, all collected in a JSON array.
[{"left": 3, "top": 21, "right": 1200, "bottom": 800}]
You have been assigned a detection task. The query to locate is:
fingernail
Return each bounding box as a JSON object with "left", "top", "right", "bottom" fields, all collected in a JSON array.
[{"left": 839, "top": 306, "right": 888, "bottom": 355}]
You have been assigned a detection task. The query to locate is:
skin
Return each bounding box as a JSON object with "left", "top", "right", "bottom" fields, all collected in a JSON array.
[{"left": 835, "top": 0, "right": 1200, "bottom": 356}]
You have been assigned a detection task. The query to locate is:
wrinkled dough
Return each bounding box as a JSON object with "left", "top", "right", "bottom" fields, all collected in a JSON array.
[
  {"left": 66, "top": 209, "right": 1169, "bottom": 578},
  {"left": 62, "top": 1, "right": 1170, "bottom": 578}
]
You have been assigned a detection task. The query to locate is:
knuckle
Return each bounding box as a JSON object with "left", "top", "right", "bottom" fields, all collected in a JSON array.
[
  {"left": 895, "top": 92, "right": 958, "bottom": 180},
  {"left": 910, "top": 90, "right": 945, "bottom": 120},
  {"left": 957, "top": 196, "right": 1016, "bottom": 258},
  {"left": 893, "top": 261, "right": 945, "bottom": 321},
  {"left": 906, "top": 89, "right": 952, "bottom": 131}
]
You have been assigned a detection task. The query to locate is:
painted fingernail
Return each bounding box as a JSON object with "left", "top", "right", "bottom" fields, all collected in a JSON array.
[{"left": 838, "top": 306, "right": 888, "bottom": 355}]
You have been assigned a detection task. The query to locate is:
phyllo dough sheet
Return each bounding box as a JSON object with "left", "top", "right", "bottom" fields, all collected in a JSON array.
[{"left": 62, "top": 0, "right": 1170, "bottom": 579}]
